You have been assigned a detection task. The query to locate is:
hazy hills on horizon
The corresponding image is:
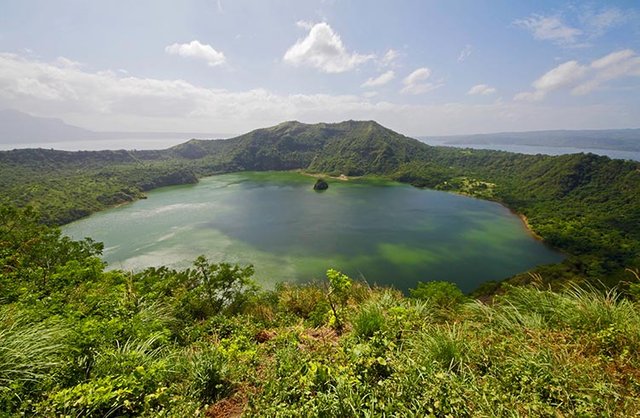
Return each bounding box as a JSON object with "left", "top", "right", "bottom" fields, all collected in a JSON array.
[
  {"left": 0, "top": 109, "right": 228, "bottom": 145},
  {"left": 421, "top": 129, "right": 640, "bottom": 152}
]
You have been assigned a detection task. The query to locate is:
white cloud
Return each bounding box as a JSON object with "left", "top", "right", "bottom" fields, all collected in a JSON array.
[
  {"left": 516, "top": 50, "right": 640, "bottom": 100},
  {"left": 295, "top": 20, "right": 314, "bottom": 30},
  {"left": 590, "top": 49, "right": 636, "bottom": 69},
  {"left": 381, "top": 49, "right": 399, "bottom": 66},
  {"left": 513, "top": 90, "right": 546, "bottom": 102},
  {"left": 515, "top": 60, "right": 587, "bottom": 101},
  {"left": 55, "top": 57, "right": 83, "bottom": 69},
  {"left": 581, "top": 7, "right": 627, "bottom": 38},
  {"left": 361, "top": 70, "right": 395, "bottom": 88},
  {"left": 165, "top": 40, "right": 226, "bottom": 67},
  {"left": 457, "top": 45, "right": 472, "bottom": 63},
  {"left": 0, "top": 53, "right": 638, "bottom": 136},
  {"left": 532, "top": 60, "right": 587, "bottom": 91},
  {"left": 467, "top": 84, "right": 496, "bottom": 96},
  {"left": 0, "top": 52, "right": 394, "bottom": 130},
  {"left": 514, "top": 14, "right": 582, "bottom": 46},
  {"left": 404, "top": 68, "right": 431, "bottom": 85},
  {"left": 401, "top": 83, "right": 442, "bottom": 95},
  {"left": 515, "top": 7, "right": 633, "bottom": 47},
  {"left": 283, "top": 22, "right": 374, "bottom": 73},
  {"left": 573, "top": 49, "right": 640, "bottom": 95},
  {"left": 401, "top": 67, "right": 442, "bottom": 95}
]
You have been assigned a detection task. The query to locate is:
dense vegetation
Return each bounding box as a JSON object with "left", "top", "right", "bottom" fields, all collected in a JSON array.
[
  {"left": 2, "top": 120, "right": 639, "bottom": 288},
  {"left": 2, "top": 205, "right": 640, "bottom": 416}
]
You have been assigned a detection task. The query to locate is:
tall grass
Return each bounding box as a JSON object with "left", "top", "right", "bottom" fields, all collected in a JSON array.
[
  {"left": 184, "top": 345, "right": 232, "bottom": 404},
  {"left": 408, "top": 324, "right": 470, "bottom": 373},
  {"left": 352, "top": 304, "right": 385, "bottom": 339},
  {"left": 0, "top": 310, "right": 65, "bottom": 388},
  {"left": 93, "top": 334, "right": 171, "bottom": 377}
]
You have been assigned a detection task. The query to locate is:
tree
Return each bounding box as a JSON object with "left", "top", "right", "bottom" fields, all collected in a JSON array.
[
  {"left": 0, "top": 205, "right": 103, "bottom": 300},
  {"left": 189, "top": 256, "right": 256, "bottom": 316},
  {"left": 325, "top": 268, "right": 352, "bottom": 332}
]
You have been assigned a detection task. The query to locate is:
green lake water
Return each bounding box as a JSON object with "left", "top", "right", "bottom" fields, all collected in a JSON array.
[{"left": 63, "top": 171, "right": 563, "bottom": 292}]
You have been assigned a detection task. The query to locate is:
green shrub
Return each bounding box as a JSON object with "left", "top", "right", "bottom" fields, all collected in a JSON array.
[
  {"left": 410, "top": 281, "right": 466, "bottom": 310},
  {"left": 326, "top": 269, "right": 352, "bottom": 331},
  {"left": 276, "top": 283, "right": 326, "bottom": 319},
  {"left": 92, "top": 335, "right": 173, "bottom": 380},
  {"left": 184, "top": 257, "right": 257, "bottom": 319},
  {"left": 36, "top": 374, "right": 156, "bottom": 417}
]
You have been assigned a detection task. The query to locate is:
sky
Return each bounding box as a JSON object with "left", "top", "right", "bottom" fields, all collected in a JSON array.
[{"left": 0, "top": 0, "right": 639, "bottom": 137}]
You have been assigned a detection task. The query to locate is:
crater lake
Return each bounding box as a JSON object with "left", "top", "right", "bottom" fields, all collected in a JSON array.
[{"left": 63, "top": 171, "right": 563, "bottom": 292}]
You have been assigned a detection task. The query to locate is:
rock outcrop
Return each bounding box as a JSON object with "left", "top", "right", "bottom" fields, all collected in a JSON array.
[{"left": 313, "top": 179, "right": 329, "bottom": 191}]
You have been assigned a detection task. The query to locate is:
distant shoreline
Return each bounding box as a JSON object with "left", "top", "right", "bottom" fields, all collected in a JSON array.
[{"left": 298, "top": 170, "right": 351, "bottom": 181}]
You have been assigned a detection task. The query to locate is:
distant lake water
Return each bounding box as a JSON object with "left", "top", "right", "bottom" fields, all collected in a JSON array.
[
  {"left": 0, "top": 138, "right": 188, "bottom": 151},
  {"left": 421, "top": 140, "right": 640, "bottom": 161},
  {"left": 63, "top": 172, "right": 563, "bottom": 293}
]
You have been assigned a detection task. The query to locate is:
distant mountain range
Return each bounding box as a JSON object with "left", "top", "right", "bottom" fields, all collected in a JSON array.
[
  {"left": 421, "top": 129, "right": 640, "bottom": 152},
  {"left": 0, "top": 109, "right": 226, "bottom": 144}
]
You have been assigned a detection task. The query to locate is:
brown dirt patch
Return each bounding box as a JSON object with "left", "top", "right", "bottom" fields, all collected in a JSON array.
[
  {"left": 206, "top": 392, "right": 247, "bottom": 418},
  {"left": 255, "top": 329, "right": 276, "bottom": 343}
]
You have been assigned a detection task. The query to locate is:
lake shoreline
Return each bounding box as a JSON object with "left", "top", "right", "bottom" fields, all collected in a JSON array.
[
  {"left": 298, "top": 170, "right": 351, "bottom": 181},
  {"left": 418, "top": 186, "right": 546, "bottom": 244},
  {"left": 515, "top": 213, "right": 543, "bottom": 241}
]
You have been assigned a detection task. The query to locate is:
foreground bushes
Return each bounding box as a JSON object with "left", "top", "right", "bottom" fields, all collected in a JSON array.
[
  {"left": 3, "top": 264, "right": 640, "bottom": 416},
  {"left": 2, "top": 207, "right": 640, "bottom": 415},
  {"left": 246, "top": 282, "right": 640, "bottom": 416}
]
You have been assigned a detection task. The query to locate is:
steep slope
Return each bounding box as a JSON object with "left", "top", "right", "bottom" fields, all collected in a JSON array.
[
  {"left": 307, "top": 120, "right": 430, "bottom": 175},
  {"left": 213, "top": 121, "right": 333, "bottom": 170}
]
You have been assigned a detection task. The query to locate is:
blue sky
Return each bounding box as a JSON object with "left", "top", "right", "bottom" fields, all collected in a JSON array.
[{"left": 0, "top": 0, "right": 639, "bottom": 136}]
